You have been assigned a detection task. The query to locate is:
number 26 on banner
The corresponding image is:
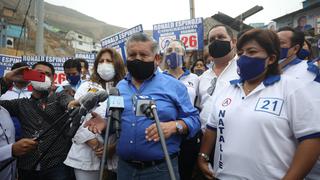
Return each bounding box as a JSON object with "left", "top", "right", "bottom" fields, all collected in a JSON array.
[{"left": 180, "top": 33, "right": 198, "bottom": 50}]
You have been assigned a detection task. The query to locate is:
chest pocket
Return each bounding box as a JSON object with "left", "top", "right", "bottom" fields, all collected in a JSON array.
[{"left": 255, "top": 98, "right": 284, "bottom": 116}]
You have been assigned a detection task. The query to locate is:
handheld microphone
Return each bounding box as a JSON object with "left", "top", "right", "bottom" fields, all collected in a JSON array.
[
  {"left": 67, "top": 90, "right": 109, "bottom": 138},
  {"left": 108, "top": 87, "right": 124, "bottom": 138}
]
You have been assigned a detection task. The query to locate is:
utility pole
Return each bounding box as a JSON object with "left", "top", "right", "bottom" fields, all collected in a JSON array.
[
  {"left": 189, "top": 0, "right": 195, "bottom": 19},
  {"left": 35, "top": 0, "right": 44, "bottom": 55}
]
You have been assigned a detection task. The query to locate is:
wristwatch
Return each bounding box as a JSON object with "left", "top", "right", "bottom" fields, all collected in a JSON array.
[
  {"left": 198, "top": 152, "right": 210, "bottom": 162},
  {"left": 175, "top": 121, "right": 184, "bottom": 135}
]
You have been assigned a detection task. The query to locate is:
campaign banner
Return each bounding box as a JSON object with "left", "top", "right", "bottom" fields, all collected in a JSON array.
[
  {"left": 153, "top": 17, "right": 204, "bottom": 52},
  {"left": 100, "top": 24, "right": 143, "bottom": 61},
  {"left": 0, "top": 54, "right": 22, "bottom": 76},
  {"left": 22, "top": 56, "right": 72, "bottom": 85},
  {"left": 75, "top": 52, "right": 96, "bottom": 67}
]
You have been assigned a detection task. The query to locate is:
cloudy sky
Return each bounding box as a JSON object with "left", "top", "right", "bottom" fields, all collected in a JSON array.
[{"left": 45, "top": 0, "right": 303, "bottom": 29}]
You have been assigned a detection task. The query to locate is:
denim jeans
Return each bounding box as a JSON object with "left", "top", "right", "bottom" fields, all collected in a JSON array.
[
  {"left": 117, "top": 157, "right": 180, "bottom": 180},
  {"left": 18, "top": 163, "right": 75, "bottom": 180}
]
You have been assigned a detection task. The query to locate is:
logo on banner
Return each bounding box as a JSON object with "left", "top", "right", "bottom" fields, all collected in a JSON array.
[{"left": 153, "top": 18, "right": 204, "bottom": 52}]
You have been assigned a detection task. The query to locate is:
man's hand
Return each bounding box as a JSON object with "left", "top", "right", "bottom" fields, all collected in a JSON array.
[
  {"left": 12, "top": 138, "right": 38, "bottom": 157},
  {"left": 145, "top": 121, "right": 176, "bottom": 142},
  {"left": 197, "top": 157, "right": 215, "bottom": 179},
  {"left": 84, "top": 112, "right": 106, "bottom": 134},
  {"left": 67, "top": 100, "right": 80, "bottom": 109},
  {"left": 4, "top": 66, "right": 29, "bottom": 85},
  {"left": 94, "top": 145, "right": 104, "bottom": 158}
]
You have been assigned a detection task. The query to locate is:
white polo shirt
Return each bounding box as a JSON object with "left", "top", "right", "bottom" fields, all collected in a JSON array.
[
  {"left": 163, "top": 69, "right": 199, "bottom": 106},
  {"left": 198, "top": 56, "right": 239, "bottom": 129},
  {"left": 206, "top": 75, "right": 320, "bottom": 180},
  {"left": 282, "top": 57, "right": 316, "bottom": 82}
]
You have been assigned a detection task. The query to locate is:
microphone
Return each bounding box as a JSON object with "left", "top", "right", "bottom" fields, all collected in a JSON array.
[
  {"left": 67, "top": 90, "right": 109, "bottom": 138},
  {"left": 107, "top": 87, "right": 124, "bottom": 138},
  {"left": 132, "top": 95, "right": 154, "bottom": 117}
]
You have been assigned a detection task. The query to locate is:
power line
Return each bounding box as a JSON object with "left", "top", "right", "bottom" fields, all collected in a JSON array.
[
  {"left": 16, "top": 0, "right": 32, "bottom": 56},
  {"left": 14, "top": 0, "right": 21, "bottom": 13}
]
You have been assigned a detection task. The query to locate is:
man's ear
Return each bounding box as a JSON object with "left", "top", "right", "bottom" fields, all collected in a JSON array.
[
  {"left": 292, "top": 44, "right": 301, "bottom": 55},
  {"left": 154, "top": 54, "right": 161, "bottom": 66},
  {"left": 231, "top": 38, "right": 237, "bottom": 49}
]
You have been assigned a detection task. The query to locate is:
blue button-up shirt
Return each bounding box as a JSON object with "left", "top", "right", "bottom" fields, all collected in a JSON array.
[{"left": 116, "top": 70, "right": 200, "bottom": 161}]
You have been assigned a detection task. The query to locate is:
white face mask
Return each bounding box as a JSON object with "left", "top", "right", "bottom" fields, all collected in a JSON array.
[
  {"left": 97, "top": 63, "right": 115, "bottom": 81},
  {"left": 31, "top": 75, "right": 52, "bottom": 91}
]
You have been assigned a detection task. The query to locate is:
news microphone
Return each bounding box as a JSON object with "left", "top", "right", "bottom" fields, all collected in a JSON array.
[
  {"left": 132, "top": 95, "right": 154, "bottom": 117},
  {"left": 108, "top": 87, "right": 124, "bottom": 138},
  {"left": 67, "top": 90, "right": 109, "bottom": 138}
]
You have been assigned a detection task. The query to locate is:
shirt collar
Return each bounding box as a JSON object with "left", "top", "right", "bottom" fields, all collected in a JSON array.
[
  {"left": 230, "top": 75, "right": 281, "bottom": 87},
  {"left": 125, "top": 69, "right": 159, "bottom": 82},
  {"left": 163, "top": 67, "right": 190, "bottom": 79},
  {"left": 282, "top": 57, "right": 302, "bottom": 70},
  {"left": 307, "top": 58, "right": 320, "bottom": 75}
]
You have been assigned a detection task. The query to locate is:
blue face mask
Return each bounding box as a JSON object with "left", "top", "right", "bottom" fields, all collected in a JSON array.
[
  {"left": 279, "top": 48, "right": 290, "bottom": 60},
  {"left": 237, "top": 55, "right": 267, "bottom": 81},
  {"left": 67, "top": 75, "right": 81, "bottom": 86},
  {"left": 165, "top": 52, "right": 184, "bottom": 69},
  {"left": 298, "top": 49, "right": 310, "bottom": 60}
]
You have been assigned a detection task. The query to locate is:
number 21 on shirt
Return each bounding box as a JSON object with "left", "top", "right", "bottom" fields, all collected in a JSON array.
[{"left": 255, "top": 98, "right": 284, "bottom": 116}]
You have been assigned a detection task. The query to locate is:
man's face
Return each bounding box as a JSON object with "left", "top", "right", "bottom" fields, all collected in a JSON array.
[
  {"left": 277, "top": 31, "right": 293, "bottom": 49},
  {"left": 209, "top": 26, "right": 235, "bottom": 47},
  {"left": 126, "top": 41, "right": 160, "bottom": 65},
  {"left": 64, "top": 67, "right": 80, "bottom": 77},
  {"left": 33, "top": 64, "right": 54, "bottom": 87},
  {"left": 277, "top": 30, "right": 299, "bottom": 58}
]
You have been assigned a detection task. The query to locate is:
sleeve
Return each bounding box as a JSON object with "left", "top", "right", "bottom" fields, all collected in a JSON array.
[
  {"left": 0, "top": 99, "right": 20, "bottom": 116},
  {"left": 200, "top": 96, "right": 216, "bottom": 130},
  {"left": 175, "top": 83, "right": 201, "bottom": 139},
  {"left": 0, "top": 77, "right": 10, "bottom": 96},
  {"left": 74, "top": 82, "right": 89, "bottom": 100},
  {"left": 0, "top": 143, "right": 13, "bottom": 161},
  {"left": 287, "top": 81, "right": 320, "bottom": 142},
  {"left": 72, "top": 101, "right": 107, "bottom": 144}
]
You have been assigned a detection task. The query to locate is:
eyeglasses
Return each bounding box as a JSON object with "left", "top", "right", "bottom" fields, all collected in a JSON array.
[
  {"left": 207, "top": 77, "right": 217, "bottom": 96},
  {"left": 165, "top": 47, "right": 184, "bottom": 54}
]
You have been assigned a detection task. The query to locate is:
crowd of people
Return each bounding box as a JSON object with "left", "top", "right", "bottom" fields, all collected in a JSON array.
[{"left": 0, "top": 24, "right": 320, "bottom": 180}]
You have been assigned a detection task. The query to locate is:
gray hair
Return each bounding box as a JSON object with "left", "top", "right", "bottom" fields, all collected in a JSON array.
[{"left": 126, "top": 32, "right": 159, "bottom": 54}]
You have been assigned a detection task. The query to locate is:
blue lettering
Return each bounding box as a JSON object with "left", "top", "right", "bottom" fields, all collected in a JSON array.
[
  {"left": 219, "top": 161, "right": 223, "bottom": 169},
  {"left": 218, "top": 110, "right": 226, "bottom": 118},
  {"left": 218, "top": 119, "right": 224, "bottom": 126},
  {"left": 219, "top": 144, "right": 223, "bottom": 152},
  {"left": 219, "top": 135, "right": 225, "bottom": 143},
  {"left": 218, "top": 126, "right": 224, "bottom": 134}
]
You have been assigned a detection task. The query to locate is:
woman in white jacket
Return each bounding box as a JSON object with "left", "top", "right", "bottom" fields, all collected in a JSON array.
[{"left": 64, "top": 48, "right": 126, "bottom": 180}]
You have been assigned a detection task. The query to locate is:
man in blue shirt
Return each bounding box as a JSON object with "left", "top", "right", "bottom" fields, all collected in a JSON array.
[
  {"left": 85, "top": 32, "right": 200, "bottom": 180},
  {"left": 56, "top": 58, "right": 85, "bottom": 96}
]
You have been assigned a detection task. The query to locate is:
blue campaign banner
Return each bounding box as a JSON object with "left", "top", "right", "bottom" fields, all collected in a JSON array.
[
  {"left": 0, "top": 65, "right": 5, "bottom": 77},
  {"left": 100, "top": 24, "right": 143, "bottom": 61},
  {"left": 153, "top": 18, "right": 204, "bottom": 52},
  {"left": 75, "top": 52, "right": 96, "bottom": 68},
  {"left": 22, "top": 56, "right": 72, "bottom": 85},
  {"left": 0, "top": 54, "right": 22, "bottom": 73}
]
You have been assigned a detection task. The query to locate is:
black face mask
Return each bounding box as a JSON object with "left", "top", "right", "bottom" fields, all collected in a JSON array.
[
  {"left": 126, "top": 59, "right": 155, "bottom": 80},
  {"left": 209, "top": 40, "right": 231, "bottom": 58}
]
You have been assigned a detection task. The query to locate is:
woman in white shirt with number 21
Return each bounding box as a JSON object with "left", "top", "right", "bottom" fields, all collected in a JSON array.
[{"left": 197, "top": 29, "right": 320, "bottom": 180}]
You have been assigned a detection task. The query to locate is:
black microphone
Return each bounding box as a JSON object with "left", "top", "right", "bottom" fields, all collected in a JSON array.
[
  {"left": 67, "top": 90, "right": 109, "bottom": 138},
  {"left": 107, "top": 87, "right": 124, "bottom": 138}
]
